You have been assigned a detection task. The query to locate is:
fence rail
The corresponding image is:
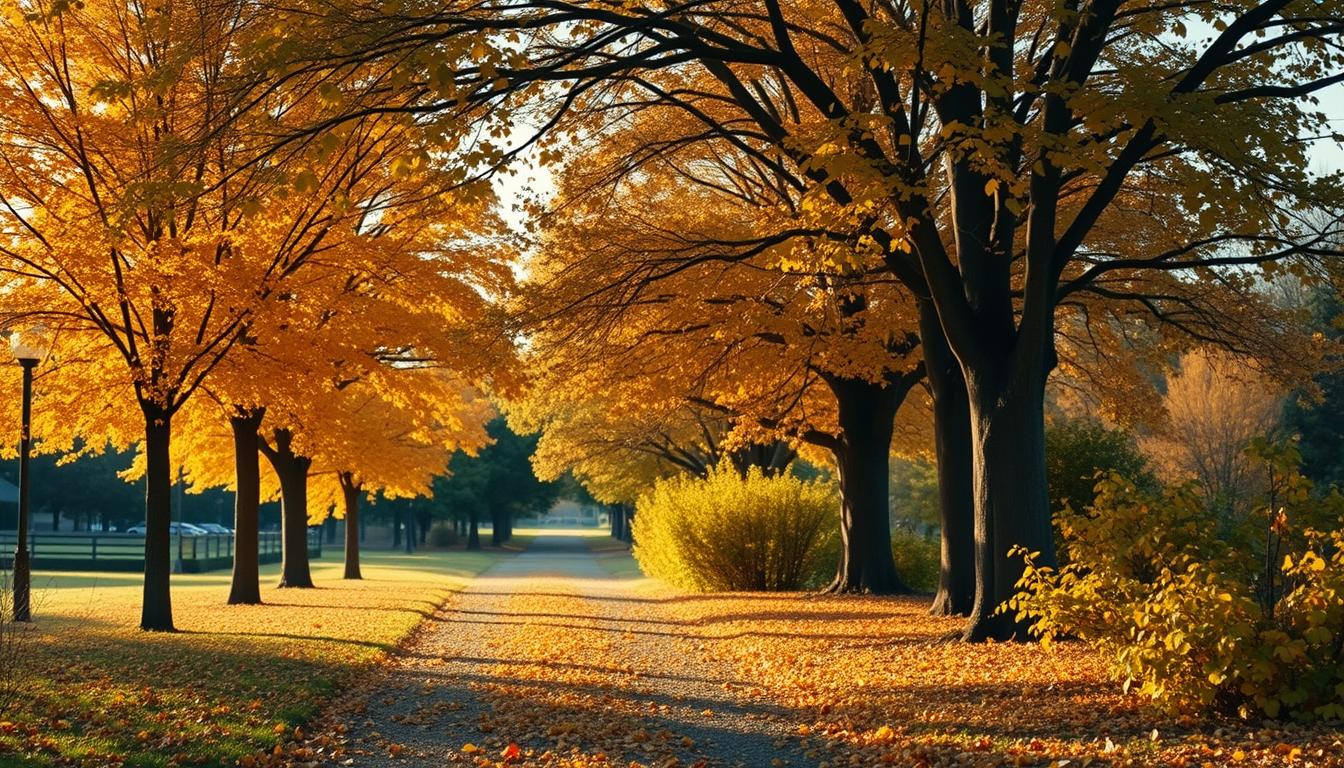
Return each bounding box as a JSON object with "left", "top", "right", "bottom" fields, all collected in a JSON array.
[{"left": 0, "top": 530, "right": 323, "bottom": 573}]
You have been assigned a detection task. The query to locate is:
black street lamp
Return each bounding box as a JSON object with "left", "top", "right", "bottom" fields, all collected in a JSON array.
[{"left": 11, "top": 326, "right": 49, "bottom": 623}]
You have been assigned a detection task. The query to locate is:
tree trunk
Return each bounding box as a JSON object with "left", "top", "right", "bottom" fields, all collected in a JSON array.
[
  {"left": 467, "top": 510, "right": 481, "bottom": 550},
  {"left": 340, "top": 472, "right": 362, "bottom": 580},
  {"left": 416, "top": 507, "right": 431, "bottom": 545},
  {"left": 392, "top": 509, "right": 402, "bottom": 549},
  {"left": 922, "top": 306, "right": 976, "bottom": 617},
  {"left": 961, "top": 367, "right": 1057, "bottom": 641},
  {"left": 227, "top": 407, "right": 265, "bottom": 605},
  {"left": 261, "top": 429, "right": 314, "bottom": 589},
  {"left": 825, "top": 375, "right": 910, "bottom": 594},
  {"left": 611, "top": 505, "right": 622, "bottom": 539},
  {"left": 52, "top": 508, "right": 59, "bottom": 532},
  {"left": 140, "top": 404, "right": 175, "bottom": 631},
  {"left": 490, "top": 506, "right": 505, "bottom": 546}
]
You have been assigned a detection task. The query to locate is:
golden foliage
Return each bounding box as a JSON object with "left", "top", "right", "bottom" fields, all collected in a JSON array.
[
  {"left": 1013, "top": 444, "right": 1344, "bottom": 721},
  {"left": 632, "top": 467, "right": 837, "bottom": 591},
  {"left": 1143, "top": 348, "right": 1286, "bottom": 516}
]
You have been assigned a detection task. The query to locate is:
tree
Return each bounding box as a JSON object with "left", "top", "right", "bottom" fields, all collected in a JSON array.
[
  {"left": 304, "top": 375, "right": 494, "bottom": 578},
  {"left": 0, "top": 0, "right": 300, "bottom": 629},
  {"left": 505, "top": 100, "right": 929, "bottom": 593},
  {"left": 1044, "top": 417, "right": 1153, "bottom": 515},
  {"left": 1284, "top": 286, "right": 1344, "bottom": 488},
  {"left": 318, "top": 0, "right": 1343, "bottom": 638},
  {"left": 435, "top": 418, "right": 558, "bottom": 549},
  {"left": 1143, "top": 348, "right": 1285, "bottom": 523}
]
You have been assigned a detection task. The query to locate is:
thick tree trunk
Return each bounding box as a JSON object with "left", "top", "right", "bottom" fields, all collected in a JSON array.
[
  {"left": 825, "top": 375, "right": 910, "bottom": 594},
  {"left": 611, "top": 505, "right": 623, "bottom": 540},
  {"left": 340, "top": 472, "right": 362, "bottom": 580},
  {"left": 921, "top": 306, "right": 976, "bottom": 617},
  {"left": 261, "top": 429, "right": 314, "bottom": 589},
  {"left": 140, "top": 404, "right": 175, "bottom": 631},
  {"left": 467, "top": 510, "right": 481, "bottom": 550},
  {"left": 227, "top": 408, "right": 265, "bottom": 605},
  {"left": 961, "top": 368, "right": 1057, "bottom": 641},
  {"left": 392, "top": 510, "right": 402, "bottom": 549}
]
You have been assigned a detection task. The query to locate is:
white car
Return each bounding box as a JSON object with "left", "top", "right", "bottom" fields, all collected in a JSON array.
[
  {"left": 194, "top": 523, "right": 233, "bottom": 535},
  {"left": 124, "top": 522, "right": 210, "bottom": 536}
]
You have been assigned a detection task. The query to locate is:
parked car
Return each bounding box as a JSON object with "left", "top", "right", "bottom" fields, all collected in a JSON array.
[
  {"left": 194, "top": 523, "right": 232, "bottom": 535},
  {"left": 124, "top": 522, "right": 210, "bottom": 536}
]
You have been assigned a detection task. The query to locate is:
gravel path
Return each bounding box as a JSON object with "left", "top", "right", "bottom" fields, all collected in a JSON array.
[{"left": 324, "top": 534, "right": 806, "bottom": 768}]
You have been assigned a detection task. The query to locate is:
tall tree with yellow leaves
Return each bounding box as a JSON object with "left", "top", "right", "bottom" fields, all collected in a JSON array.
[
  {"left": 509, "top": 104, "right": 929, "bottom": 593},
  {"left": 0, "top": 0, "right": 507, "bottom": 627},
  {"left": 302, "top": 0, "right": 1344, "bottom": 637}
]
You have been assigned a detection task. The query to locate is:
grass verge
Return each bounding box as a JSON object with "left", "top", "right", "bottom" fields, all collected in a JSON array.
[{"left": 0, "top": 546, "right": 503, "bottom": 767}]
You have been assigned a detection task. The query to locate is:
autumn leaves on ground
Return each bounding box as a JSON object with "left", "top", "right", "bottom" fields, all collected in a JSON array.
[
  {"left": 11, "top": 531, "right": 1337, "bottom": 768},
  {"left": 0, "top": 547, "right": 503, "bottom": 767}
]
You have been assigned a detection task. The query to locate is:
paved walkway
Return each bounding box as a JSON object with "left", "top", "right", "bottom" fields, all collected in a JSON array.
[{"left": 327, "top": 534, "right": 804, "bottom": 767}]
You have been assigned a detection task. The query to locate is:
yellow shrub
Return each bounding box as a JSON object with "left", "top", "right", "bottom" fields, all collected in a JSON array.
[
  {"left": 891, "top": 529, "right": 940, "bottom": 593},
  {"left": 1011, "top": 443, "right": 1344, "bottom": 721},
  {"left": 632, "top": 467, "right": 837, "bottom": 591}
]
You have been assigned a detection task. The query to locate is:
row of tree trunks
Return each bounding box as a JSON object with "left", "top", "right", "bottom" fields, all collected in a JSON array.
[{"left": 225, "top": 416, "right": 367, "bottom": 604}]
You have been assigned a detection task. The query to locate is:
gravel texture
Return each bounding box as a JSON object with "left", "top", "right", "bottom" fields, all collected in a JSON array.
[{"left": 322, "top": 534, "right": 806, "bottom": 768}]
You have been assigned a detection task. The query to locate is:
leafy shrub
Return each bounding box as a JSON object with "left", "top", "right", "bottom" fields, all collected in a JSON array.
[
  {"left": 891, "top": 528, "right": 940, "bottom": 593},
  {"left": 632, "top": 467, "right": 837, "bottom": 591},
  {"left": 1011, "top": 441, "right": 1344, "bottom": 721},
  {"left": 889, "top": 457, "right": 940, "bottom": 533},
  {"left": 1045, "top": 417, "right": 1154, "bottom": 515},
  {"left": 427, "top": 522, "right": 458, "bottom": 548}
]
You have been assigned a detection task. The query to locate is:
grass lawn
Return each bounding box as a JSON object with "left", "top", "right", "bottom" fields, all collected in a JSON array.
[{"left": 0, "top": 545, "right": 510, "bottom": 767}]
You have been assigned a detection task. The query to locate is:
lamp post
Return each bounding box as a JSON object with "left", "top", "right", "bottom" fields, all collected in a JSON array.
[{"left": 10, "top": 326, "right": 49, "bottom": 623}]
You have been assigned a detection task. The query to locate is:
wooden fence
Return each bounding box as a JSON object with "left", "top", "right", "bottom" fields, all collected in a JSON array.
[{"left": 0, "top": 530, "right": 322, "bottom": 573}]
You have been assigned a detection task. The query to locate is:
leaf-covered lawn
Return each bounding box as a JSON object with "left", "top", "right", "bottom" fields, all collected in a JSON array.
[
  {"left": 0, "top": 545, "right": 506, "bottom": 768},
  {"left": 317, "top": 536, "right": 1344, "bottom": 768},
  {"left": 673, "top": 593, "right": 1344, "bottom": 767}
]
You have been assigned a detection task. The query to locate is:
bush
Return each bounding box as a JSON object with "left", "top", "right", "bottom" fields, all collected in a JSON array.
[
  {"left": 1011, "top": 441, "right": 1344, "bottom": 721},
  {"left": 632, "top": 467, "right": 837, "bottom": 591},
  {"left": 1045, "top": 417, "right": 1153, "bottom": 515},
  {"left": 427, "top": 522, "right": 458, "bottom": 548},
  {"left": 891, "top": 528, "right": 940, "bottom": 593}
]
